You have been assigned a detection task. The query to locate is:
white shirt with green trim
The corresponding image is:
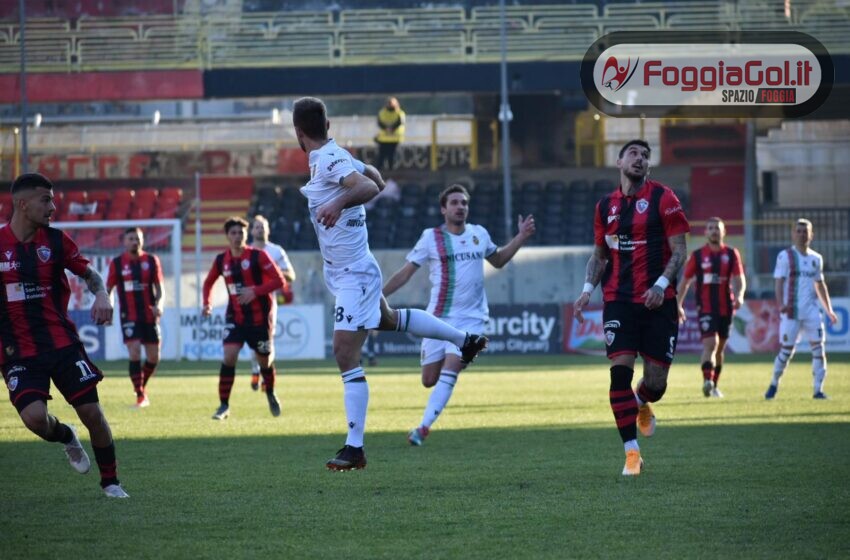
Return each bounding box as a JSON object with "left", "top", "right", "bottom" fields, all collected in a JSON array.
[
  {"left": 407, "top": 224, "right": 497, "bottom": 321},
  {"left": 773, "top": 246, "right": 824, "bottom": 318}
]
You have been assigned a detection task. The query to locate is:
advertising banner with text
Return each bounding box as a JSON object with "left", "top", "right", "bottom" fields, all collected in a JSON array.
[
  {"left": 103, "top": 304, "right": 326, "bottom": 360},
  {"left": 563, "top": 299, "right": 850, "bottom": 354}
]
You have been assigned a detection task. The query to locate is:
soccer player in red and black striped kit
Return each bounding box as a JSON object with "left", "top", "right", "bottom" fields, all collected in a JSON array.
[
  {"left": 202, "top": 217, "right": 286, "bottom": 420},
  {"left": 574, "top": 140, "right": 689, "bottom": 476},
  {"left": 677, "top": 218, "right": 745, "bottom": 399},
  {"left": 106, "top": 228, "right": 164, "bottom": 408},
  {"left": 0, "top": 173, "right": 129, "bottom": 498}
]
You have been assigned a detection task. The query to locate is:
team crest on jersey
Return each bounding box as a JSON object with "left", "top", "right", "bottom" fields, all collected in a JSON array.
[
  {"left": 636, "top": 199, "right": 649, "bottom": 214},
  {"left": 472, "top": 236, "right": 479, "bottom": 245},
  {"left": 241, "top": 260, "right": 250, "bottom": 270},
  {"left": 721, "top": 254, "right": 729, "bottom": 263},
  {"left": 605, "top": 330, "right": 615, "bottom": 346},
  {"left": 36, "top": 245, "right": 51, "bottom": 263},
  {"left": 141, "top": 261, "right": 150, "bottom": 271}
]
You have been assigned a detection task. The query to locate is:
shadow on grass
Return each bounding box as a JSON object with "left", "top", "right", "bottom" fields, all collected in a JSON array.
[{"left": 1, "top": 423, "right": 849, "bottom": 559}]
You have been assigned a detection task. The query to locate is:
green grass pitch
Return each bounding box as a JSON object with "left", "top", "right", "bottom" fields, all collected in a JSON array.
[{"left": 1, "top": 353, "right": 848, "bottom": 559}]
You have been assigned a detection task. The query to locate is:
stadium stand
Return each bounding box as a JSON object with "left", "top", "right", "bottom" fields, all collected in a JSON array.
[
  {"left": 244, "top": 170, "right": 678, "bottom": 249},
  {"left": 0, "top": 2, "right": 848, "bottom": 74}
]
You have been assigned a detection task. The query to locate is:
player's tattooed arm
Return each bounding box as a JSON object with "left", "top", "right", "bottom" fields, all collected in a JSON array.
[
  {"left": 84, "top": 265, "right": 114, "bottom": 324},
  {"left": 585, "top": 243, "right": 609, "bottom": 286},
  {"left": 83, "top": 265, "right": 107, "bottom": 295},
  {"left": 661, "top": 234, "right": 687, "bottom": 283}
]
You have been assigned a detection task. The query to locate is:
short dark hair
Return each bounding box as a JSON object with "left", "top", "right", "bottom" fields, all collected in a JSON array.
[
  {"left": 11, "top": 172, "right": 53, "bottom": 194},
  {"left": 293, "top": 97, "right": 329, "bottom": 140},
  {"left": 439, "top": 184, "right": 470, "bottom": 208},
  {"left": 224, "top": 216, "right": 249, "bottom": 233},
  {"left": 618, "top": 139, "right": 651, "bottom": 159},
  {"left": 124, "top": 227, "right": 143, "bottom": 236}
]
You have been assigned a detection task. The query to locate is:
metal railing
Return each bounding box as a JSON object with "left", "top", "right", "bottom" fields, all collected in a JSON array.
[{"left": 0, "top": 1, "right": 847, "bottom": 73}]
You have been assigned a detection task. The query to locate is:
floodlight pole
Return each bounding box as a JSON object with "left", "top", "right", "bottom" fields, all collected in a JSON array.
[
  {"left": 18, "top": 0, "right": 28, "bottom": 172},
  {"left": 498, "top": 0, "right": 515, "bottom": 302}
]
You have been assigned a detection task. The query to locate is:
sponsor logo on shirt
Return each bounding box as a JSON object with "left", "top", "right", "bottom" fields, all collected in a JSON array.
[
  {"left": 664, "top": 205, "right": 682, "bottom": 215},
  {"left": 345, "top": 218, "right": 365, "bottom": 227},
  {"left": 327, "top": 158, "right": 347, "bottom": 172},
  {"left": 607, "top": 234, "right": 647, "bottom": 251},
  {"left": 0, "top": 261, "right": 20, "bottom": 271},
  {"left": 440, "top": 251, "right": 485, "bottom": 263},
  {"left": 5, "top": 282, "right": 51, "bottom": 302}
]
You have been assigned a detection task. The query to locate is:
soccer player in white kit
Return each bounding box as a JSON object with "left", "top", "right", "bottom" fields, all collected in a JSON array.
[
  {"left": 766, "top": 219, "right": 838, "bottom": 400},
  {"left": 292, "top": 97, "right": 489, "bottom": 470},
  {"left": 248, "top": 215, "right": 296, "bottom": 392},
  {"left": 384, "top": 184, "right": 535, "bottom": 445}
]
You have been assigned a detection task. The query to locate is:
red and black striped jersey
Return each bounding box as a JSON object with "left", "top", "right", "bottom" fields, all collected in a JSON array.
[
  {"left": 107, "top": 251, "right": 163, "bottom": 324},
  {"left": 202, "top": 246, "right": 284, "bottom": 328},
  {"left": 593, "top": 180, "right": 690, "bottom": 303},
  {"left": 684, "top": 244, "right": 743, "bottom": 317},
  {"left": 0, "top": 225, "right": 90, "bottom": 364}
]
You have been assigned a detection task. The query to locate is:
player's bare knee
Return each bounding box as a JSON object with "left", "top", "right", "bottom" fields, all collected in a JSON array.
[
  {"left": 20, "top": 409, "right": 49, "bottom": 437},
  {"left": 643, "top": 362, "right": 669, "bottom": 391},
  {"left": 377, "top": 298, "right": 397, "bottom": 330}
]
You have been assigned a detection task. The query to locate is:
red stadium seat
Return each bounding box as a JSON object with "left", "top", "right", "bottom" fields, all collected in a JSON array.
[
  {"left": 160, "top": 187, "right": 183, "bottom": 202},
  {"left": 135, "top": 187, "right": 158, "bottom": 206},
  {"left": 112, "top": 189, "right": 135, "bottom": 208},
  {"left": 155, "top": 197, "right": 179, "bottom": 218},
  {"left": 63, "top": 190, "right": 87, "bottom": 204},
  {"left": 107, "top": 208, "right": 129, "bottom": 221}
]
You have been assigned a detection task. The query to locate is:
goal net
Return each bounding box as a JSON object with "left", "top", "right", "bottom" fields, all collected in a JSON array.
[{"left": 53, "top": 218, "right": 183, "bottom": 362}]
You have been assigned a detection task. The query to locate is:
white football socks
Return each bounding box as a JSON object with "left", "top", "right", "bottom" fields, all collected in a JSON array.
[
  {"left": 397, "top": 309, "right": 466, "bottom": 348},
  {"left": 812, "top": 343, "right": 827, "bottom": 393},
  {"left": 341, "top": 367, "right": 368, "bottom": 448},
  {"left": 421, "top": 370, "right": 459, "bottom": 429}
]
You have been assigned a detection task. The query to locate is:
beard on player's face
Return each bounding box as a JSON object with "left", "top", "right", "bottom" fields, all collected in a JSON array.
[{"left": 623, "top": 168, "right": 646, "bottom": 182}]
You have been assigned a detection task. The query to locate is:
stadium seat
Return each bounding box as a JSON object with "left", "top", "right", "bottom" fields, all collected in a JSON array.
[
  {"left": 160, "top": 187, "right": 183, "bottom": 202},
  {"left": 64, "top": 190, "right": 87, "bottom": 205},
  {"left": 106, "top": 208, "right": 129, "bottom": 221},
  {"left": 112, "top": 189, "right": 135, "bottom": 209}
]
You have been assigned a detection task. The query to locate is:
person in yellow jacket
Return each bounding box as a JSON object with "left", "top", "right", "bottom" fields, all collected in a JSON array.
[{"left": 375, "top": 97, "right": 405, "bottom": 171}]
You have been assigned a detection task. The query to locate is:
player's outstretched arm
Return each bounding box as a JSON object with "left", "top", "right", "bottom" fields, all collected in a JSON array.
[
  {"left": 574, "top": 243, "right": 609, "bottom": 323},
  {"left": 83, "top": 265, "right": 113, "bottom": 325},
  {"left": 383, "top": 261, "right": 419, "bottom": 297},
  {"left": 487, "top": 214, "right": 536, "bottom": 269}
]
